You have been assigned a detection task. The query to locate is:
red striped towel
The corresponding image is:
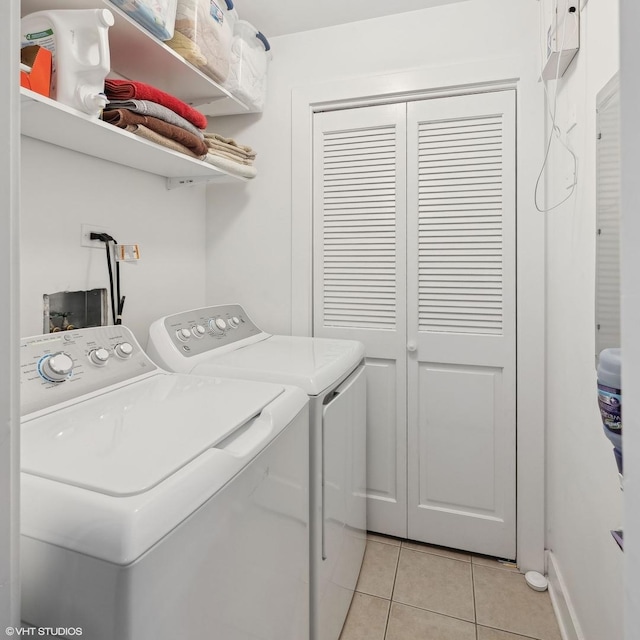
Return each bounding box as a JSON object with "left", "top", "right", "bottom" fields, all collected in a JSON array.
[{"left": 104, "top": 79, "right": 207, "bottom": 130}]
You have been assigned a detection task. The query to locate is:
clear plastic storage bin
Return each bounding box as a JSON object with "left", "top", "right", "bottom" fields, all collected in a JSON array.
[
  {"left": 166, "top": 0, "right": 235, "bottom": 83},
  {"left": 224, "top": 20, "right": 271, "bottom": 112},
  {"left": 108, "top": 0, "right": 177, "bottom": 41}
]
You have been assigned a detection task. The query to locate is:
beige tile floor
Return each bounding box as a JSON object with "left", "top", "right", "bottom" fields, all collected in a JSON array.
[{"left": 339, "top": 533, "right": 562, "bottom": 640}]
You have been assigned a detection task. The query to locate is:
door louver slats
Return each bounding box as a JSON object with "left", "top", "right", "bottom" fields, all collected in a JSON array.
[
  {"left": 595, "top": 82, "right": 621, "bottom": 353},
  {"left": 321, "top": 126, "right": 397, "bottom": 329},
  {"left": 417, "top": 115, "right": 504, "bottom": 335}
]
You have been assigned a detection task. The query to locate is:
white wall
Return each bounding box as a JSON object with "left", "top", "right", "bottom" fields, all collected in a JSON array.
[
  {"left": 20, "top": 138, "right": 208, "bottom": 345},
  {"left": 203, "top": 0, "right": 542, "bottom": 335},
  {"left": 543, "top": 2, "right": 623, "bottom": 639}
]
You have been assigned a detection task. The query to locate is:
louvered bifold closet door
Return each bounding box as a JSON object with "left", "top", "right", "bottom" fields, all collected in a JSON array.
[
  {"left": 595, "top": 78, "right": 621, "bottom": 356},
  {"left": 313, "top": 104, "right": 408, "bottom": 537},
  {"left": 406, "top": 91, "right": 516, "bottom": 559}
]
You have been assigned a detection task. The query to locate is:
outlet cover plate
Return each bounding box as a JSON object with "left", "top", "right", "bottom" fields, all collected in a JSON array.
[{"left": 81, "top": 223, "right": 110, "bottom": 249}]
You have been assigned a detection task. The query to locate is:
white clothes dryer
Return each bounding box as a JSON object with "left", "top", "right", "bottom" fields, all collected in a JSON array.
[
  {"left": 20, "top": 325, "right": 310, "bottom": 640},
  {"left": 147, "top": 304, "right": 367, "bottom": 640}
]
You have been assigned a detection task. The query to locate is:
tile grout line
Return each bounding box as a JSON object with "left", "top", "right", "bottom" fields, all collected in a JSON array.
[
  {"left": 367, "top": 533, "right": 403, "bottom": 547},
  {"left": 382, "top": 545, "right": 402, "bottom": 640},
  {"left": 384, "top": 599, "right": 477, "bottom": 625},
  {"left": 402, "top": 541, "right": 472, "bottom": 564},
  {"left": 368, "top": 534, "right": 519, "bottom": 572},
  {"left": 472, "top": 563, "right": 479, "bottom": 640},
  {"left": 476, "top": 624, "right": 548, "bottom": 640},
  {"left": 472, "top": 559, "right": 521, "bottom": 574}
]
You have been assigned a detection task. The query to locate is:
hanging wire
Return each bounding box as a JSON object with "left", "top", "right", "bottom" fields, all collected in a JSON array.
[
  {"left": 114, "top": 241, "right": 125, "bottom": 325},
  {"left": 104, "top": 238, "right": 116, "bottom": 324},
  {"left": 534, "top": 0, "right": 579, "bottom": 213},
  {"left": 90, "top": 232, "right": 126, "bottom": 325}
]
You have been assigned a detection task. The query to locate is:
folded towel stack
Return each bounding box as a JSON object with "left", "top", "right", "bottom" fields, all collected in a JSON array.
[
  {"left": 203, "top": 131, "right": 257, "bottom": 179},
  {"left": 103, "top": 78, "right": 258, "bottom": 179},
  {"left": 103, "top": 79, "right": 208, "bottom": 159}
]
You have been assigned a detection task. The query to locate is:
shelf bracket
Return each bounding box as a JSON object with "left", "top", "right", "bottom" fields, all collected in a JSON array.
[{"left": 166, "top": 176, "right": 213, "bottom": 190}]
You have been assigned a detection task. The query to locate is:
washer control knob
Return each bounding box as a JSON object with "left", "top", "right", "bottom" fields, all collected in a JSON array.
[
  {"left": 176, "top": 328, "right": 191, "bottom": 342},
  {"left": 192, "top": 324, "right": 206, "bottom": 338},
  {"left": 215, "top": 318, "right": 227, "bottom": 331},
  {"left": 228, "top": 316, "right": 240, "bottom": 329},
  {"left": 89, "top": 347, "right": 110, "bottom": 366},
  {"left": 114, "top": 342, "right": 134, "bottom": 359},
  {"left": 208, "top": 318, "right": 223, "bottom": 335},
  {"left": 40, "top": 352, "right": 74, "bottom": 382}
]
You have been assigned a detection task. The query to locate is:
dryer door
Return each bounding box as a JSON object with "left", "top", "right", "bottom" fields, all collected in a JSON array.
[{"left": 320, "top": 365, "right": 367, "bottom": 640}]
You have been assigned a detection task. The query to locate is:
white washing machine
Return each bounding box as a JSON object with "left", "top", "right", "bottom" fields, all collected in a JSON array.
[
  {"left": 147, "top": 304, "right": 367, "bottom": 640},
  {"left": 19, "top": 325, "right": 310, "bottom": 640}
]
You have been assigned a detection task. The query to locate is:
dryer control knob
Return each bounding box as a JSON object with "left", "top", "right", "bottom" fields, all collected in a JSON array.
[
  {"left": 176, "top": 328, "right": 191, "bottom": 342},
  {"left": 40, "top": 352, "right": 74, "bottom": 382},
  {"left": 228, "top": 316, "right": 240, "bottom": 329},
  {"left": 89, "top": 348, "right": 110, "bottom": 366},
  {"left": 192, "top": 324, "right": 206, "bottom": 338},
  {"left": 114, "top": 342, "right": 134, "bottom": 359},
  {"left": 215, "top": 318, "right": 227, "bottom": 331}
]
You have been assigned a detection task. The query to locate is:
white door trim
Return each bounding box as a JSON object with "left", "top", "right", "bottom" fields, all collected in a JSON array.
[
  {"left": 291, "top": 56, "right": 546, "bottom": 572},
  {"left": 620, "top": 2, "right": 640, "bottom": 637},
  {"left": 0, "top": 0, "right": 22, "bottom": 627}
]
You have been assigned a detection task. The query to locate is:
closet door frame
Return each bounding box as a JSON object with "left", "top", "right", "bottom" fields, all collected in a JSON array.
[{"left": 291, "top": 58, "right": 546, "bottom": 572}]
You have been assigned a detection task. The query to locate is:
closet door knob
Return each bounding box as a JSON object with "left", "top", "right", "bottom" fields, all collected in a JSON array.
[{"left": 407, "top": 342, "right": 417, "bottom": 352}]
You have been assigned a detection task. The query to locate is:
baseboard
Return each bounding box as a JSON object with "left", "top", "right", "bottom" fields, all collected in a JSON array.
[{"left": 546, "top": 551, "right": 585, "bottom": 640}]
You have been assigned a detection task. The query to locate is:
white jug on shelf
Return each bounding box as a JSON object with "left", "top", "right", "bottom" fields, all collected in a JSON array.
[{"left": 21, "top": 8, "right": 115, "bottom": 118}]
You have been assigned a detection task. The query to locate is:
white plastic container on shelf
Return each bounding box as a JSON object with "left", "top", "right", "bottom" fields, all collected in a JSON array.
[
  {"left": 166, "top": 0, "right": 235, "bottom": 83},
  {"left": 223, "top": 0, "right": 238, "bottom": 37},
  {"left": 225, "top": 20, "right": 271, "bottom": 112},
  {"left": 108, "top": 0, "right": 178, "bottom": 41},
  {"left": 21, "top": 8, "right": 115, "bottom": 118}
]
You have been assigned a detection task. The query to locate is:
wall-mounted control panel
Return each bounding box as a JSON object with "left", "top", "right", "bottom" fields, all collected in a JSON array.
[
  {"left": 158, "top": 304, "right": 263, "bottom": 358},
  {"left": 20, "top": 326, "right": 158, "bottom": 417}
]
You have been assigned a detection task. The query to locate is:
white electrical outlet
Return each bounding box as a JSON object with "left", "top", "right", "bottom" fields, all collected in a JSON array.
[{"left": 81, "top": 223, "right": 110, "bottom": 249}]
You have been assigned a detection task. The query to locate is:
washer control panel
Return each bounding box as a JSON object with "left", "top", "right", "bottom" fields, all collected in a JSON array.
[
  {"left": 20, "top": 326, "right": 157, "bottom": 417},
  {"left": 161, "top": 304, "right": 262, "bottom": 358}
]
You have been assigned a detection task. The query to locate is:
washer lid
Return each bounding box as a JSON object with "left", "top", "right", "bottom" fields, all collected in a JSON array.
[
  {"left": 191, "top": 335, "right": 364, "bottom": 395},
  {"left": 21, "top": 373, "right": 283, "bottom": 497}
]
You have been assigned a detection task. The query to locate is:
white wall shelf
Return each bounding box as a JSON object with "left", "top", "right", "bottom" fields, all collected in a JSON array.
[
  {"left": 20, "top": 0, "right": 251, "bottom": 113},
  {"left": 21, "top": 88, "right": 247, "bottom": 188}
]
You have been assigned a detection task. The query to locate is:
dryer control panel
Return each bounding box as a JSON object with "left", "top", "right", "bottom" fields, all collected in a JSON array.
[
  {"left": 20, "top": 326, "right": 158, "bottom": 417},
  {"left": 157, "top": 304, "right": 263, "bottom": 358}
]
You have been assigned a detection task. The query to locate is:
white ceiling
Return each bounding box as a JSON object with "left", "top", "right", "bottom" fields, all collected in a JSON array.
[{"left": 233, "top": 0, "right": 469, "bottom": 38}]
